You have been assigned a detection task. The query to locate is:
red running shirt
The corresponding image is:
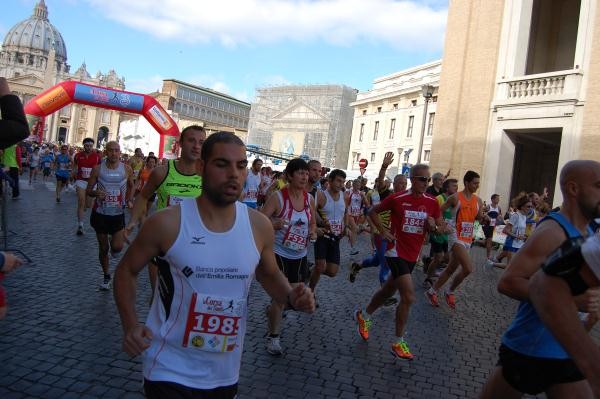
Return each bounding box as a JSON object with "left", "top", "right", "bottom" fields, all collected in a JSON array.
[
  {"left": 74, "top": 151, "right": 101, "bottom": 180},
  {"left": 377, "top": 190, "right": 441, "bottom": 262}
]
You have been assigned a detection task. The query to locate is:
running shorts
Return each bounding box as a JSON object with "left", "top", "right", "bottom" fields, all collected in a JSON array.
[
  {"left": 90, "top": 210, "right": 125, "bottom": 235},
  {"left": 385, "top": 257, "right": 416, "bottom": 279},
  {"left": 448, "top": 231, "right": 472, "bottom": 250},
  {"left": 314, "top": 236, "right": 340, "bottom": 265},
  {"left": 429, "top": 240, "right": 448, "bottom": 255},
  {"left": 56, "top": 175, "right": 68, "bottom": 184},
  {"left": 43, "top": 167, "right": 51, "bottom": 176},
  {"left": 275, "top": 254, "right": 309, "bottom": 284},
  {"left": 75, "top": 179, "right": 88, "bottom": 190},
  {"left": 483, "top": 225, "right": 494, "bottom": 239},
  {"left": 144, "top": 379, "right": 238, "bottom": 399}
]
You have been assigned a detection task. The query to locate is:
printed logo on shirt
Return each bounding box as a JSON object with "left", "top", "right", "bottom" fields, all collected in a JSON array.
[
  {"left": 182, "top": 266, "right": 194, "bottom": 278},
  {"left": 190, "top": 236, "right": 205, "bottom": 245}
]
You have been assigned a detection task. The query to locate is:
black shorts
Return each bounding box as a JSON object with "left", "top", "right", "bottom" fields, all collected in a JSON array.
[
  {"left": 498, "top": 344, "right": 584, "bottom": 395},
  {"left": 483, "top": 225, "right": 495, "bottom": 239},
  {"left": 90, "top": 210, "right": 125, "bottom": 235},
  {"left": 56, "top": 175, "right": 68, "bottom": 184},
  {"left": 385, "top": 257, "right": 415, "bottom": 279},
  {"left": 429, "top": 240, "right": 448, "bottom": 255},
  {"left": 144, "top": 379, "right": 237, "bottom": 399},
  {"left": 314, "top": 236, "right": 340, "bottom": 265},
  {"left": 275, "top": 254, "right": 309, "bottom": 284},
  {"left": 43, "top": 167, "right": 51, "bottom": 176}
]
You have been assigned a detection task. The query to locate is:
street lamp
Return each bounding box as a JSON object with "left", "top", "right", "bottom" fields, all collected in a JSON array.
[
  {"left": 416, "top": 84, "right": 434, "bottom": 164},
  {"left": 396, "top": 147, "right": 403, "bottom": 176}
]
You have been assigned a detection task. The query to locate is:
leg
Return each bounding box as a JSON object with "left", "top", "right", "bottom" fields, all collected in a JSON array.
[
  {"left": 267, "top": 299, "right": 285, "bottom": 336},
  {"left": 109, "top": 229, "right": 126, "bottom": 256},
  {"left": 365, "top": 274, "right": 398, "bottom": 316},
  {"left": 76, "top": 185, "right": 86, "bottom": 225},
  {"left": 56, "top": 179, "right": 64, "bottom": 200},
  {"left": 449, "top": 244, "right": 473, "bottom": 292},
  {"left": 546, "top": 381, "right": 593, "bottom": 399},
  {"left": 324, "top": 262, "right": 339, "bottom": 277},
  {"left": 478, "top": 367, "right": 522, "bottom": 399},
  {"left": 432, "top": 249, "right": 459, "bottom": 292},
  {"left": 394, "top": 274, "right": 415, "bottom": 337},
  {"left": 8, "top": 167, "right": 19, "bottom": 197},
  {"left": 96, "top": 233, "right": 110, "bottom": 275},
  {"left": 485, "top": 237, "right": 493, "bottom": 259},
  {"left": 309, "top": 258, "right": 326, "bottom": 291}
]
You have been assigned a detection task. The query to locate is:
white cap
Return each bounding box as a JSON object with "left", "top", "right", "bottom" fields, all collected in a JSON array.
[{"left": 581, "top": 233, "right": 600, "bottom": 279}]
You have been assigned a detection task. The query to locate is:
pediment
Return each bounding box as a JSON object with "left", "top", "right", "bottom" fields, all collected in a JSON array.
[
  {"left": 7, "top": 73, "right": 44, "bottom": 88},
  {"left": 271, "top": 101, "right": 327, "bottom": 121}
]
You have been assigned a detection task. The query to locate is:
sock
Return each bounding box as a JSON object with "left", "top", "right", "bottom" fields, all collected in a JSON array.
[{"left": 396, "top": 336, "right": 404, "bottom": 343}]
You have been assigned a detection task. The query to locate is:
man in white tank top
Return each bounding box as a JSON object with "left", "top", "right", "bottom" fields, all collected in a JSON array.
[
  {"left": 86, "top": 141, "right": 134, "bottom": 290},
  {"left": 241, "top": 158, "right": 263, "bottom": 209},
  {"left": 114, "top": 132, "right": 315, "bottom": 399}
]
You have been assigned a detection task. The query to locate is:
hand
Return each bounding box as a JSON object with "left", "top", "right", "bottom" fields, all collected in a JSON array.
[
  {"left": 95, "top": 190, "right": 106, "bottom": 200},
  {"left": 272, "top": 218, "right": 286, "bottom": 230},
  {"left": 0, "top": 77, "right": 10, "bottom": 97},
  {"left": 1, "top": 252, "right": 23, "bottom": 273},
  {"left": 445, "top": 168, "right": 452, "bottom": 178},
  {"left": 381, "top": 152, "right": 394, "bottom": 168},
  {"left": 309, "top": 231, "right": 317, "bottom": 242},
  {"left": 124, "top": 222, "right": 136, "bottom": 244},
  {"left": 574, "top": 288, "right": 600, "bottom": 314},
  {"left": 122, "top": 324, "right": 153, "bottom": 357},
  {"left": 382, "top": 230, "right": 395, "bottom": 243},
  {"left": 316, "top": 227, "right": 326, "bottom": 237},
  {"left": 288, "top": 283, "right": 315, "bottom": 313},
  {"left": 127, "top": 200, "right": 134, "bottom": 209}
]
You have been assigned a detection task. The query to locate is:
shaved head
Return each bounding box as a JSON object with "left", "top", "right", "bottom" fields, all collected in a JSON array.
[
  {"left": 560, "top": 160, "right": 600, "bottom": 220},
  {"left": 560, "top": 160, "right": 600, "bottom": 193}
]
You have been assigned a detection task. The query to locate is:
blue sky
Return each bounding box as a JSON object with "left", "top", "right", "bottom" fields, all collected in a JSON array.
[{"left": 2, "top": 0, "right": 447, "bottom": 102}]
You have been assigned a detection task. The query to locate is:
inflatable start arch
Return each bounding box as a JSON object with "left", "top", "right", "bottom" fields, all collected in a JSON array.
[{"left": 24, "top": 81, "right": 179, "bottom": 158}]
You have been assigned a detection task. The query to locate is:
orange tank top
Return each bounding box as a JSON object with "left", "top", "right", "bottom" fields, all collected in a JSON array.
[
  {"left": 138, "top": 167, "right": 152, "bottom": 191},
  {"left": 456, "top": 192, "right": 479, "bottom": 243}
]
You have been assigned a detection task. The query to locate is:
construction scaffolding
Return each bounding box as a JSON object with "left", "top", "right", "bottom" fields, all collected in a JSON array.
[{"left": 247, "top": 85, "right": 357, "bottom": 168}]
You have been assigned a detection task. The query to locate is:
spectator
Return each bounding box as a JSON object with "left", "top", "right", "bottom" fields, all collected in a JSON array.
[{"left": 0, "top": 77, "right": 29, "bottom": 150}]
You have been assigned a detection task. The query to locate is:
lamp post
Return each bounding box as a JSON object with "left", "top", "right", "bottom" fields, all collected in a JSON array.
[
  {"left": 396, "top": 147, "right": 403, "bottom": 176},
  {"left": 416, "top": 84, "right": 434, "bottom": 164}
]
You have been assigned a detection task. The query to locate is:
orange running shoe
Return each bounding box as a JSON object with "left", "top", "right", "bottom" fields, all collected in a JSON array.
[
  {"left": 353, "top": 308, "right": 371, "bottom": 341},
  {"left": 425, "top": 290, "right": 439, "bottom": 307},
  {"left": 445, "top": 292, "right": 456, "bottom": 309},
  {"left": 391, "top": 340, "right": 414, "bottom": 360}
]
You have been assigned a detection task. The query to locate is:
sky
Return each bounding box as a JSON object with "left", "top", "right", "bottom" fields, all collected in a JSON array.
[{"left": 1, "top": 0, "right": 448, "bottom": 103}]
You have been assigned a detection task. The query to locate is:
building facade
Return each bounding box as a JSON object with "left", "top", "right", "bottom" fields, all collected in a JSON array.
[
  {"left": 0, "top": 0, "right": 126, "bottom": 146},
  {"left": 430, "top": 0, "right": 597, "bottom": 207},
  {"left": 346, "top": 61, "right": 440, "bottom": 179},
  {"left": 247, "top": 85, "right": 357, "bottom": 169}
]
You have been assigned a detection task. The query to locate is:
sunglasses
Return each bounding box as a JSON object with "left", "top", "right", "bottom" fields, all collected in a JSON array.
[{"left": 412, "top": 176, "right": 431, "bottom": 183}]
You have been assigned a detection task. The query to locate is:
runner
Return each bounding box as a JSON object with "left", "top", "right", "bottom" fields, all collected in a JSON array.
[
  {"left": 346, "top": 179, "right": 369, "bottom": 256},
  {"left": 425, "top": 171, "right": 484, "bottom": 309},
  {"left": 354, "top": 164, "right": 444, "bottom": 360},
  {"left": 261, "top": 158, "right": 316, "bottom": 355},
  {"left": 113, "top": 132, "right": 315, "bottom": 399},
  {"left": 125, "top": 125, "right": 205, "bottom": 294},
  {"left": 134, "top": 155, "right": 158, "bottom": 224},
  {"left": 423, "top": 178, "right": 458, "bottom": 288},
  {"left": 481, "top": 194, "right": 503, "bottom": 261},
  {"left": 40, "top": 146, "right": 54, "bottom": 182},
  {"left": 307, "top": 159, "right": 322, "bottom": 197},
  {"left": 241, "top": 158, "right": 263, "bottom": 208},
  {"left": 128, "top": 148, "right": 145, "bottom": 187},
  {"left": 54, "top": 145, "right": 72, "bottom": 203},
  {"left": 28, "top": 147, "right": 40, "bottom": 184},
  {"left": 308, "top": 169, "right": 347, "bottom": 296},
  {"left": 73, "top": 138, "right": 102, "bottom": 235},
  {"left": 86, "top": 141, "right": 134, "bottom": 290},
  {"left": 479, "top": 160, "right": 600, "bottom": 399},
  {"left": 486, "top": 193, "right": 530, "bottom": 269}
]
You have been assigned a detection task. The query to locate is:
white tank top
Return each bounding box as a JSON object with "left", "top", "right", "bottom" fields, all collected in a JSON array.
[
  {"left": 242, "top": 171, "right": 261, "bottom": 203},
  {"left": 143, "top": 199, "right": 260, "bottom": 389},
  {"left": 322, "top": 190, "right": 346, "bottom": 237},
  {"left": 273, "top": 188, "right": 312, "bottom": 259},
  {"left": 94, "top": 161, "right": 127, "bottom": 216},
  {"left": 348, "top": 191, "right": 363, "bottom": 216}
]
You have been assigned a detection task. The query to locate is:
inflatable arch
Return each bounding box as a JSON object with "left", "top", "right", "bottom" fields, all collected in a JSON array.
[{"left": 24, "top": 81, "right": 179, "bottom": 158}]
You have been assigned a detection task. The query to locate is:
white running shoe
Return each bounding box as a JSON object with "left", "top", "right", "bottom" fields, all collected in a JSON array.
[
  {"left": 266, "top": 336, "right": 283, "bottom": 356},
  {"left": 99, "top": 278, "right": 111, "bottom": 291}
]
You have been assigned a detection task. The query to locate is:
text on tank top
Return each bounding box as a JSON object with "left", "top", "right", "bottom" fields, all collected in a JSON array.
[
  {"left": 273, "top": 187, "right": 311, "bottom": 258},
  {"left": 455, "top": 192, "right": 479, "bottom": 243},
  {"left": 94, "top": 161, "right": 127, "bottom": 215},
  {"left": 143, "top": 199, "right": 260, "bottom": 388},
  {"left": 321, "top": 190, "right": 346, "bottom": 237},
  {"left": 156, "top": 159, "right": 203, "bottom": 209},
  {"left": 349, "top": 191, "right": 363, "bottom": 216}
]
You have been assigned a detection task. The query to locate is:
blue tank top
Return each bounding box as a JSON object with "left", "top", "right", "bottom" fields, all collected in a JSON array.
[
  {"left": 501, "top": 212, "right": 593, "bottom": 359},
  {"left": 55, "top": 154, "right": 71, "bottom": 178}
]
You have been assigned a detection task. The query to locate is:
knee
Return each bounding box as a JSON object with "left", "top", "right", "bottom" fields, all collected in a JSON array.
[
  {"left": 325, "top": 269, "right": 338, "bottom": 278},
  {"left": 111, "top": 243, "right": 124, "bottom": 254},
  {"left": 462, "top": 265, "right": 473, "bottom": 276},
  {"left": 400, "top": 291, "right": 416, "bottom": 305}
]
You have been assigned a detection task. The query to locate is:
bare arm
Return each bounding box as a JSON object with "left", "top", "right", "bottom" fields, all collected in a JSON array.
[
  {"left": 376, "top": 151, "right": 394, "bottom": 191},
  {"left": 440, "top": 194, "right": 457, "bottom": 213},
  {"left": 85, "top": 165, "right": 103, "bottom": 198},
  {"left": 497, "top": 220, "right": 565, "bottom": 301},
  {"left": 126, "top": 165, "right": 167, "bottom": 230},
  {"left": 259, "top": 191, "right": 284, "bottom": 230},
  {"left": 124, "top": 165, "right": 134, "bottom": 204}
]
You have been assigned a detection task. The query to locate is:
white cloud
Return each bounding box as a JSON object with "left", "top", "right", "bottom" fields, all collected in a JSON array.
[
  {"left": 85, "top": 0, "right": 447, "bottom": 51},
  {"left": 125, "top": 74, "right": 165, "bottom": 94}
]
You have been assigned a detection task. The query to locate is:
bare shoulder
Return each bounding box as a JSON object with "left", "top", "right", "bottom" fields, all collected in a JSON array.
[{"left": 139, "top": 205, "right": 181, "bottom": 249}]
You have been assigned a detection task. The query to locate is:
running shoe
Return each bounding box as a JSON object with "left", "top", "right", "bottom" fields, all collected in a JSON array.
[
  {"left": 424, "top": 290, "right": 439, "bottom": 307},
  {"left": 266, "top": 336, "right": 283, "bottom": 356},
  {"left": 350, "top": 248, "right": 359, "bottom": 256},
  {"left": 349, "top": 262, "right": 361, "bottom": 283},
  {"left": 445, "top": 292, "right": 456, "bottom": 309},
  {"left": 485, "top": 259, "right": 495, "bottom": 269},
  {"left": 99, "top": 277, "right": 111, "bottom": 291},
  {"left": 391, "top": 340, "right": 414, "bottom": 360},
  {"left": 56, "top": 197, "right": 60, "bottom": 203},
  {"left": 422, "top": 278, "right": 434, "bottom": 289},
  {"left": 383, "top": 297, "right": 398, "bottom": 307},
  {"left": 353, "top": 308, "right": 371, "bottom": 341},
  {"left": 76, "top": 225, "right": 84, "bottom": 236}
]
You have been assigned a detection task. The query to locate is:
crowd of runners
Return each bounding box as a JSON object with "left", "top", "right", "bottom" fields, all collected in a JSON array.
[{"left": 5, "top": 128, "right": 600, "bottom": 398}]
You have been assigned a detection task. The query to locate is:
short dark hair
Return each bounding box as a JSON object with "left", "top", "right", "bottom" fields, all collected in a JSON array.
[
  {"left": 308, "top": 159, "right": 321, "bottom": 168},
  {"left": 285, "top": 158, "right": 309, "bottom": 179},
  {"left": 442, "top": 178, "right": 458, "bottom": 192},
  {"left": 180, "top": 125, "right": 205, "bottom": 142},
  {"left": 82, "top": 138, "right": 94, "bottom": 145},
  {"left": 252, "top": 158, "right": 263, "bottom": 167},
  {"left": 328, "top": 169, "right": 346, "bottom": 181},
  {"left": 463, "top": 170, "right": 480, "bottom": 184},
  {"left": 491, "top": 193, "right": 500, "bottom": 200},
  {"left": 200, "top": 131, "right": 245, "bottom": 161},
  {"left": 146, "top": 155, "right": 158, "bottom": 164}
]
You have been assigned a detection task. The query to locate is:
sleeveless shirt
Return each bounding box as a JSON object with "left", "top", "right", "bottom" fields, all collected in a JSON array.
[
  {"left": 156, "top": 159, "right": 202, "bottom": 210},
  {"left": 94, "top": 160, "right": 127, "bottom": 216}
]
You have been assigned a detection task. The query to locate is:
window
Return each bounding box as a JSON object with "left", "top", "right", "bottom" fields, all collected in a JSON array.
[
  {"left": 377, "top": 106, "right": 382, "bottom": 113},
  {"left": 411, "top": 99, "right": 417, "bottom": 107},
  {"left": 423, "top": 150, "right": 431, "bottom": 162},
  {"left": 362, "top": 109, "right": 367, "bottom": 116},
  {"left": 359, "top": 123, "right": 364, "bottom": 142},
  {"left": 101, "top": 111, "right": 110, "bottom": 124},
  {"left": 370, "top": 153, "right": 376, "bottom": 162},
  {"left": 373, "top": 121, "right": 379, "bottom": 140},
  {"left": 389, "top": 118, "right": 396, "bottom": 139},
  {"left": 393, "top": 103, "right": 398, "bottom": 110},
  {"left": 407, "top": 116, "right": 414, "bottom": 138},
  {"left": 427, "top": 113, "right": 435, "bottom": 136}
]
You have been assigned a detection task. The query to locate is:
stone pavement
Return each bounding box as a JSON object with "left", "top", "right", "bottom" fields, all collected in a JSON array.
[{"left": 0, "top": 179, "right": 598, "bottom": 398}]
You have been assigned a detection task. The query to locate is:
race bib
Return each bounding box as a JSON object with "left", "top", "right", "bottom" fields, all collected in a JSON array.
[
  {"left": 489, "top": 218, "right": 496, "bottom": 227},
  {"left": 329, "top": 219, "right": 343, "bottom": 236},
  {"left": 183, "top": 293, "right": 245, "bottom": 353},
  {"left": 460, "top": 222, "right": 474, "bottom": 238},
  {"left": 104, "top": 189, "right": 122, "bottom": 209},
  {"left": 350, "top": 205, "right": 362, "bottom": 216},
  {"left": 245, "top": 189, "right": 257, "bottom": 201},
  {"left": 282, "top": 219, "right": 309, "bottom": 251},
  {"left": 402, "top": 210, "right": 426, "bottom": 234},
  {"left": 168, "top": 195, "right": 186, "bottom": 206},
  {"left": 81, "top": 167, "right": 92, "bottom": 179}
]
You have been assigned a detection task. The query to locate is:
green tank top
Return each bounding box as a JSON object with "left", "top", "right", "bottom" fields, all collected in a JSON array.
[
  {"left": 156, "top": 159, "right": 202, "bottom": 209},
  {"left": 431, "top": 193, "right": 451, "bottom": 244},
  {"left": 1, "top": 145, "right": 18, "bottom": 168}
]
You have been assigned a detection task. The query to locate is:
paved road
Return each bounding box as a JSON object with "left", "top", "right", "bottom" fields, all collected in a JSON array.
[{"left": 0, "top": 179, "right": 598, "bottom": 398}]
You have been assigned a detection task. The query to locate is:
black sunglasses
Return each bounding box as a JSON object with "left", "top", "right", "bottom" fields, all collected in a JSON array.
[{"left": 412, "top": 176, "right": 431, "bottom": 183}]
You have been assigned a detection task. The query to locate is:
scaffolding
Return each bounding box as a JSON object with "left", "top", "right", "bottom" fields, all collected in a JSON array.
[{"left": 247, "top": 85, "right": 357, "bottom": 168}]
